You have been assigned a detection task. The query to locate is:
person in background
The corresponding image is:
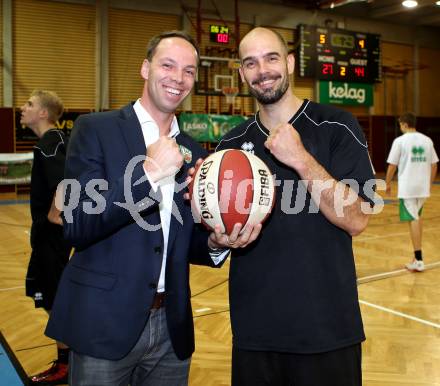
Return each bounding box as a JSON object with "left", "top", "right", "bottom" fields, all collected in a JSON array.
[
  {"left": 22, "top": 90, "right": 72, "bottom": 385},
  {"left": 386, "top": 112, "right": 438, "bottom": 272}
]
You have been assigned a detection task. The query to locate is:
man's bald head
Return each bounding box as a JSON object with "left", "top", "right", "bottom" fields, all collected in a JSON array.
[{"left": 239, "top": 27, "right": 289, "bottom": 60}]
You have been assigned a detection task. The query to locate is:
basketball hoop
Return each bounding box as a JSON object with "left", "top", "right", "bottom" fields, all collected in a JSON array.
[{"left": 221, "top": 86, "right": 239, "bottom": 105}]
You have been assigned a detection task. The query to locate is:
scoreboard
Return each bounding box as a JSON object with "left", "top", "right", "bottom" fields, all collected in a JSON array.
[
  {"left": 209, "top": 25, "right": 230, "bottom": 44},
  {"left": 297, "top": 24, "right": 381, "bottom": 83}
]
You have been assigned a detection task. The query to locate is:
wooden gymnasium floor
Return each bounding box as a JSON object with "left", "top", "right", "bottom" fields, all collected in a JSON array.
[{"left": 1, "top": 180, "right": 439, "bottom": 385}]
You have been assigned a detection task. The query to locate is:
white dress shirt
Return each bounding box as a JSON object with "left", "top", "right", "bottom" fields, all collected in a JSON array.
[
  {"left": 133, "top": 100, "right": 228, "bottom": 294},
  {"left": 133, "top": 100, "right": 178, "bottom": 293}
]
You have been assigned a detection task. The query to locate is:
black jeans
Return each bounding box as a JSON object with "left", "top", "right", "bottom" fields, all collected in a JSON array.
[{"left": 232, "top": 343, "right": 362, "bottom": 386}]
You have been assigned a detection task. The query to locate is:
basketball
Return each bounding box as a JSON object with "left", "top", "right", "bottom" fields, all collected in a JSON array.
[{"left": 190, "top": 149, "right": 275, "bottom": 234}]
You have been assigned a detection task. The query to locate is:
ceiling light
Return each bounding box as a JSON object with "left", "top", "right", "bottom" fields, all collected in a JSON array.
[
  {"left": 436, "top": 1, "right": 440, "bottom": 5},
  {"left": 402, "top": 0, "right": 418, "bottom": 8}
]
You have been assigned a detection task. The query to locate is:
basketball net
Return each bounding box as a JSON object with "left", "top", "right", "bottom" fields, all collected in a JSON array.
[{"left": 221, "top": 86, "right": 239, "bottom": 105}]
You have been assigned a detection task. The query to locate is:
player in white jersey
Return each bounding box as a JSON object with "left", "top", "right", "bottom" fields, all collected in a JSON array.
[{"left": 385, "top": 112, "right": 438, "bottom": 272}]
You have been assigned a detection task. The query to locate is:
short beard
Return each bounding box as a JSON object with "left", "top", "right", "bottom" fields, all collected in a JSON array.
[{"left": 249, "top": 76, "right": 289, "bottom": 105}]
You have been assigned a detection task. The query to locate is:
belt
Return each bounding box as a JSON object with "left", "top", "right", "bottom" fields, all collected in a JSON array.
[{"left": 150, "top": 292, "right": 165, "bottom": 309}]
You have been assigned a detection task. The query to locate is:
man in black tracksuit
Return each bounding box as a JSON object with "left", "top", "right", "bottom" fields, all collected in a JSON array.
[{"left": 21, "top": 90, "right": 71, "bottom": 385}]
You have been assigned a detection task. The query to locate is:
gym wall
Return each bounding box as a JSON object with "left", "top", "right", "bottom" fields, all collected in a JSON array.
[
  {"left": 108, "top": 8, "right": 179, "bottom": 109},
  {"left": 12, "top": 0, "right": 95, "bottom": 108}
]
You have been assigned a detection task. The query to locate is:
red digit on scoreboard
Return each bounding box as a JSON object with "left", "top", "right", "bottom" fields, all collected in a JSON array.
[
  {"left": 217, "top": 33, "right": 229, "bottom": 43},
  {"left": 354, "top": 67, "right": 365, "bottom": 77},
  {"left": 322, "top": 63, "right": 333, "bottom": 75}
]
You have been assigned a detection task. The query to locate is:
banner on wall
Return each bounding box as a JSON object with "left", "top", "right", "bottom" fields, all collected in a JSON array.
[
  {"left": 15, "top": 111, "right": 83, "bottom": 141},
  {"left": 179, "top": 113, "right": 247, "bottom": 142},
  {"left": 0, "top": 153, "right": 33, "bottom": 185},
  {"left": 319, "top": 81, "right": 374, "bottom": 106}
]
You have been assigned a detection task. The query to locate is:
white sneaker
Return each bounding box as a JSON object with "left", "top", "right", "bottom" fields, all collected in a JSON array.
[{"left": 405, "top": 260, "right": 424, "bottom": 272}]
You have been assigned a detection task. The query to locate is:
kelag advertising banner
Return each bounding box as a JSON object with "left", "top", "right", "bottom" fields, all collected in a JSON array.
[
  {"left": 179, "top": 113, "right": 247, "bottom": 142},
  {"left": 319, "top": 81, "right": 373, "bottom": 106}
]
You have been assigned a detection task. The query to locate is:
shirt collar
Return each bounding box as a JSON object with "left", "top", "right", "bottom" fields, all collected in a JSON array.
[{"left": 133, "top": 99, "right": 180, "bottom": 138}]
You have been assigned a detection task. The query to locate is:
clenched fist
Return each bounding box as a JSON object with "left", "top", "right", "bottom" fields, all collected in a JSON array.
[
  {"left": 264, "top": 123, "right": 311, "bottom": 172},
  {"left": 144, "top": 136, "right": 184, "bottom": 182}
]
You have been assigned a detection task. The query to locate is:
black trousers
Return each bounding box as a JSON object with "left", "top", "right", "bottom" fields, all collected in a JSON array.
[
  {"left": 26, "top": 221, "right": 71, "bottom": 310},
  {"left": 232, "top": 343, "right": 362, "bottom": 386}
]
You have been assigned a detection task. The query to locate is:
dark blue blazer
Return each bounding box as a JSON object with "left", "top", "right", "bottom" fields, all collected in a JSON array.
[{"left": 45, "top": 103, "right": 217, "bottom": 360}]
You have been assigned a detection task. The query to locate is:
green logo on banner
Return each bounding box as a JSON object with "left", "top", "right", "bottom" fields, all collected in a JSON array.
[
  {"left": 319, "top": 81, "right": 373, "bottom": 106},
  {"left": 179, "top": 113, "right": 247, "bottom": 142}
]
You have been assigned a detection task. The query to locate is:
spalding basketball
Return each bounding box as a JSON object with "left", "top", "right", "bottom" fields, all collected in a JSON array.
[{"left": 190, "top": 149, "right": 275, "bottom": 234}]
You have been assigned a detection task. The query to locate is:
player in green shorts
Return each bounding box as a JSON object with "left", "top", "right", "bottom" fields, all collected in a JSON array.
[{"left": 386, "top": 112, "right": 438, "bottom": 272}]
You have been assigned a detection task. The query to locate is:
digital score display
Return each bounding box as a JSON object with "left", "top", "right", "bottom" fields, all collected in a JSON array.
[
  {"left": 210, "top": 25, "right": 229, "bottom": 44},
  {"left": 298, "top": 24, "right": 381, "bottom": 83}
]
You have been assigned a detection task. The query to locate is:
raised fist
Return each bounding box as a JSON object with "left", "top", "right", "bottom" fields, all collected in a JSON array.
[{"left": 144, "top": 136, "right": 184, "bottom": 182}]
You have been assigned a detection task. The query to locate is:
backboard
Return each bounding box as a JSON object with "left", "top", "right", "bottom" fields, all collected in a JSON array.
[{"left": 195, "top": 46, "right": 250, "bottom": 97}]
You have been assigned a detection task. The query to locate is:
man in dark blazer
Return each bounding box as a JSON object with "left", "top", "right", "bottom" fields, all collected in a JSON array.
[{"left": 46, "top": 30, "right": 260, "bottom": 386}]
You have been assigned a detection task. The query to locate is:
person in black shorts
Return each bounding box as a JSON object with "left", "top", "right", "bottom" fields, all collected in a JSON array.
[
  {"left": 213, "top": 27, "right": 376, "bottom": 386},
  {"left": 21, "top": 90, "right": 71, "bottom": 385}
]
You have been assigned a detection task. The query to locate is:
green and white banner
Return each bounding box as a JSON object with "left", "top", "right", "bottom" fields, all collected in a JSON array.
[
  {"left": 179, "top": 113, "right": 247, "bottom": 142},
  {"left": 0, "top": 153, "right": 33, "bottom": 185},
  {"left": 319, "top": 81, "right": 373, "bottom": 106}
]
